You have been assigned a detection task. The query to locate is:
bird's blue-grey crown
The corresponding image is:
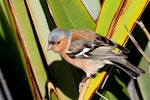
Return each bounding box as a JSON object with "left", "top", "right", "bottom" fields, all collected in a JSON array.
[{"left": 48, "top": 28, "right": 71, "bottom": 44}]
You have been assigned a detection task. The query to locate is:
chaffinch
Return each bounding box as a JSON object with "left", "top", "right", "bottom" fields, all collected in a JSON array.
[{"left": 47, "top": 28, "right": 145, "bottom": 88}]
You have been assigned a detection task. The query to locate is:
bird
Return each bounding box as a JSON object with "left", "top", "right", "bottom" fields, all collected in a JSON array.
[{"left": 47, "top": 28, "right": 145, "bottom": 90}]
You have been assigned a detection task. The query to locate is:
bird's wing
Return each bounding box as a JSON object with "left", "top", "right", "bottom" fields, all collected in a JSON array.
[
  {"left": 67, "top": 40, "right": 92, "bottom": 58},
  {"left": 94, "top": 34, "right": 129, "bottom": 53},
  {"left": 67, "top": 38, "right": 128, "bottom": 59},
  {"left": 87, "top": 34, "right": 129, "bottom": 59}
]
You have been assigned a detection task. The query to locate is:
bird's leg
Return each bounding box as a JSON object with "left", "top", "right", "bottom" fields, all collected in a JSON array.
[
  {"left": 82, "top": 74, "right": 91, "bottom": 83},
  {"left": 79, "top": 74, "right": 91, "bottom": 92}
]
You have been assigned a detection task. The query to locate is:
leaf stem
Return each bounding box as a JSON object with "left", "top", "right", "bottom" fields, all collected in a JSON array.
[
  {"left": 124, "top": 25, "right": 150, "bottom": 64},
  {"left": 135, "top": 20, "right": 150, "bottom": 41}
]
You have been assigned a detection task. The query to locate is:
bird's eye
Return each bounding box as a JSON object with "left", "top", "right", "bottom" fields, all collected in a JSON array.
[{"left": 57, "top": 41, "right": 61, "bottom": 44}]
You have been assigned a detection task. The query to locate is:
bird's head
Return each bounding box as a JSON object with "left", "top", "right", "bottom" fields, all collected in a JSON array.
[{"left": 47, "top": 28, "right": 71, "bottom": 53}]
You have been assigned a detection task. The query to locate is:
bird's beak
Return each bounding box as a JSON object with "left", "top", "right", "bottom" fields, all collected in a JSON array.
[{"left": 47, "top": 44, "right": 53, "bottom": 51}]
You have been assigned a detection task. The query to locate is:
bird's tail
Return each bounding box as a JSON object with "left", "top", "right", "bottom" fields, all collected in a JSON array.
[{"left": 108, "top": 58, "right": 145, "bottom": 79}]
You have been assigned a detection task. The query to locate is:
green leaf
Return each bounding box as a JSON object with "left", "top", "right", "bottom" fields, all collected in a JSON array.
[
  {"left": 102, "top": 68, "right": 130, "bottom": 100},
  {"left": 110, "top": 0, "right": 149, "bottom": 44},
  {"left": 47, "top": 0, "right": 95, "bottom": 30},
  {"left": 4, "top": 0, "right": 48, "bottom": 99},
  {"left": 0, "top": 1, "right": 34, "bottom": 99},
  {"left": 95, "top": 0, "right": 124, "bottom": 36},
  {"left": 137, "top": 41, "right": 150, "bottom": 100},
  {"left": 82, "top": 0, "right": 101, "bottom": 21}
]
